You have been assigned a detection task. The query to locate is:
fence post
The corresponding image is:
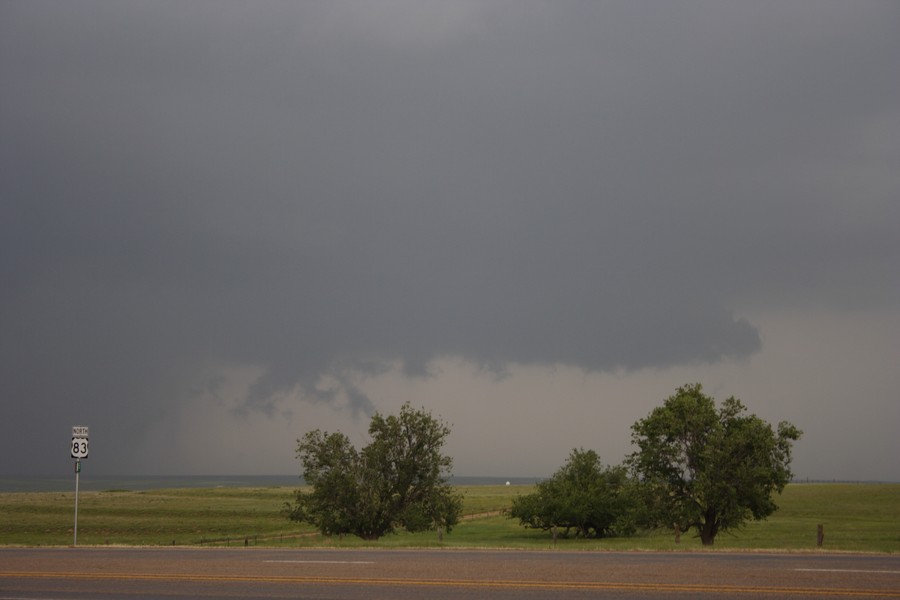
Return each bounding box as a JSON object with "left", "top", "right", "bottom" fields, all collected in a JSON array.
[{"left": 817, "top": 524, "right": 824, "bottom": 548}]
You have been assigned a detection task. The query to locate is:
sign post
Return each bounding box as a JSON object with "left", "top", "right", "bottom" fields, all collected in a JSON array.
[{"left": 71, "top": 426, "right": 89, "bottom": 546}]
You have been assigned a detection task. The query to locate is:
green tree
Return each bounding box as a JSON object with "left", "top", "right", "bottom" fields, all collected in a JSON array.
[
  {"left": 285, "top": 403, "right": 463, "bottom": 540},
  {"left": 628, "top": 383, "right": 801, "bottom": 545},
  {"left": 508, "top": 449, "right": 635, "bottom": 538}
]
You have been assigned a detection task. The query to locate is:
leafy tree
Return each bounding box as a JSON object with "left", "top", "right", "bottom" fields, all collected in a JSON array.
[
  {"left": 285, "top": 403, "right": 463, "bottom": 540},
  {"left": 508, "top": 449, "right": 635, "bottom": 538},
  {"left": 628, "top": 383, "right": 801, "bottom": 545}
]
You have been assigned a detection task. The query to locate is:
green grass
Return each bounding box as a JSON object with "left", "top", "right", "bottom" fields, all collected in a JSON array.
[
  {"left": 1, "top": 484, "right": 897, "bottom": 553},
  {"left": 0, "top": 486, "right": 314, "bottom": 547}
]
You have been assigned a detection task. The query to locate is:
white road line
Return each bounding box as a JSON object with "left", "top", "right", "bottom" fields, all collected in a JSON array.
[
  {"left": 795, "top": 568, "right": 900, "bottom": 575},
  {"left": 263, "top": 560, "right": 375, "bottom": 564}
]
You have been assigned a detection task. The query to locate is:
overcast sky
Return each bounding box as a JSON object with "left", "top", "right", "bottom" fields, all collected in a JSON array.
[{"left": 2, "top": 1, "right": 898, "bottom": 482}]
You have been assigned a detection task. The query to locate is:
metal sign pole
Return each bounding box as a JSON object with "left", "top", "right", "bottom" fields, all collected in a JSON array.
[
  {"left": 70, "top": 426, "right": 89, "bottom": 547},
  {"left": 74, "top": 459, "right": 80, "bottom": 546}
]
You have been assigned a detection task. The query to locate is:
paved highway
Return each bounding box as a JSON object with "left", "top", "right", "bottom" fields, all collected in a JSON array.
[{"left": 2, "top": 547, "right": 899, "bottom": 599}]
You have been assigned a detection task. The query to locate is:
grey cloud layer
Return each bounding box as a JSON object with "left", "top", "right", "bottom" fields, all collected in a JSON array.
[{"left": 2, "top": 1, "right": 898, "bottom": 473}]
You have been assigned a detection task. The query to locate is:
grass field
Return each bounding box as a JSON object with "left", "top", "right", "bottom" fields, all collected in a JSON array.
[{"left": 1, "top": 483, "right": 897, "bottom": 553}]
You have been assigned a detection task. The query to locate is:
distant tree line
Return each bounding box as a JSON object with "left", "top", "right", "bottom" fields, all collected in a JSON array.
[{"left": 286, "top": 383, "right": 801, "bottom": 546}]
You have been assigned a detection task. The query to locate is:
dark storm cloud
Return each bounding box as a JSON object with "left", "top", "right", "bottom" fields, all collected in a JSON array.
[{"left": 2, "top": 1, "right": 898, "bottom": 473}]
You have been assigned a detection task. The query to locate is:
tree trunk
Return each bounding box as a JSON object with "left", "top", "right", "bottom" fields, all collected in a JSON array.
[{"left": 700, "top": 518, "right": 718, "bottom": 546}]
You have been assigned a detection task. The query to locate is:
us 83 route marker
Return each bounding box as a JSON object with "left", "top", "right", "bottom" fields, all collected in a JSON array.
[{"left": 71, "top": 437, "right": 89, "bottom": 459}]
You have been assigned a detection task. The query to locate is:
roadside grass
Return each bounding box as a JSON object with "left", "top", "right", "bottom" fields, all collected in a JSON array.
[
  {"left": 0, "top": 487, "right": 314, "bottom": 547},
  {"left": 1, "top": 483, "right": 897, "bottom": 553}
]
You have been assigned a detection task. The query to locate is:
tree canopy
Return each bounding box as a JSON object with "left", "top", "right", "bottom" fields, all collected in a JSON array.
[
  {"left": 285, "top": 402, "right": 463, "bottom": 540},
  {"left": 628, "top": 383, "right": 802, "bottom": 545},
  {"left": 508, "top": 448, "right": 635, "bottom": 538}
]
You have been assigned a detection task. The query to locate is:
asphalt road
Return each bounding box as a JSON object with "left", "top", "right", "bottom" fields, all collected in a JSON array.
[{"left": 1, "top": 547, "right": 899, "bottom": 599}]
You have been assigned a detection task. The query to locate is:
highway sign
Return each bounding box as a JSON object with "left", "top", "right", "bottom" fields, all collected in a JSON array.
[{"left": 71, "top": 437, "right": 89, "bottom": 459}]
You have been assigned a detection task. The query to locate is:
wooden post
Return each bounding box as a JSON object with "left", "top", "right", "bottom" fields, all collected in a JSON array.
[
  {"left": 674, "top": 525, "right": 681, "bottom": 544},
  {"left": 817, "top": 524, "right": 824, "bottom": 547}
]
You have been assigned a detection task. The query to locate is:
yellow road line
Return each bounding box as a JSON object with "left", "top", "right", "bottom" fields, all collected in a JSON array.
[{"left": 2, "top": 571, "right": 898, "bottom": 597}]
